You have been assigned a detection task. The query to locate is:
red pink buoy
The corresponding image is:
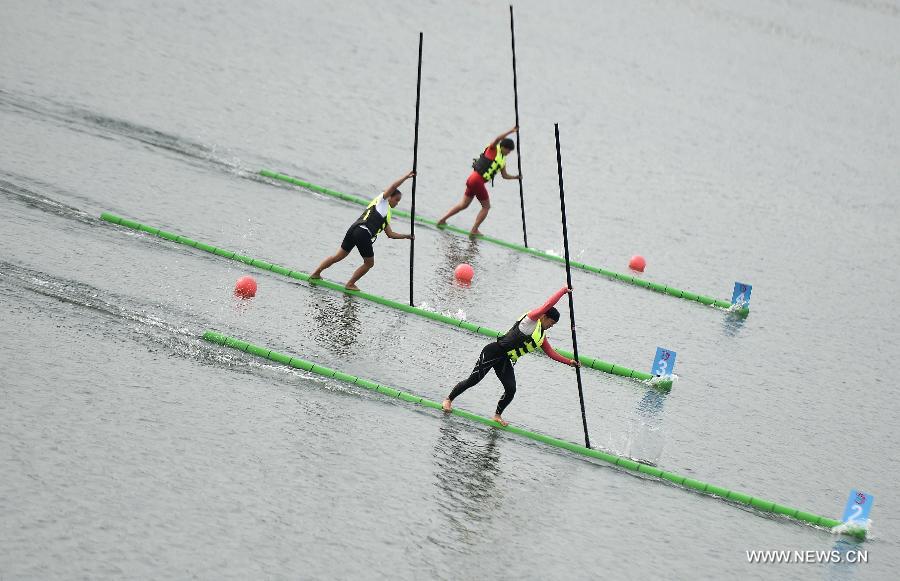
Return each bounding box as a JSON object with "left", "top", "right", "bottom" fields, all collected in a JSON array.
[
  {"left": 234, "top": 275, "right": 257, "bottom": 298},
  {"left": 454, "top": 263, "right": 474, "bottom": 283},
  {"left": 628, "top": 255, "right": 646, "bottom": 272}
]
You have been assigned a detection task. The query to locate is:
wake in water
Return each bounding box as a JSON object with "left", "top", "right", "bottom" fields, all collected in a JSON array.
[
  {"left": 0, "top": 261, "right": 220, "bottom": 364},
  {"left": 1, "top": 261, "right": 190, "bottom": 333},
  {"left": 0, "top": 172, "right": 96, "bottom": 225},
  {"left": 0, "top": 88, "right": 249, "bottom": 175},
  {"left": 0, "top": 260, "right": 365, "bottom": 398}
]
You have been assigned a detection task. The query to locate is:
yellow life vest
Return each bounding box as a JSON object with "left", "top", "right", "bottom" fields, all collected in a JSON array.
[
  {"left": 498, "top": 313, "right": 545, "bottom": 363},
  {"left": 353, "top": 194, "right": 392, "bottom": 241},
  {"left": 472, "top": 144, "right": 507, "bottom": 182}
]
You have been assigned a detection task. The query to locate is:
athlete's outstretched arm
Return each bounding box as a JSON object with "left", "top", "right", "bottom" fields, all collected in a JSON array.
[
  {"left": 527, "top": 286, "right": 571, "bottom": 321},
  {"left": 382, "top": 170, "right": 415, "bottom": 199},
  {"left": 489, "top": 125, "right": 518, "bottom": 148},
  {"left": 384, "top": 224, "right": 413, "bottom": 240},
  {"left": 541, "top": 339, "right": 579, "bottom": 366},
  {"left": 500, "top": 166, "right": 519, "bottom": 180}
]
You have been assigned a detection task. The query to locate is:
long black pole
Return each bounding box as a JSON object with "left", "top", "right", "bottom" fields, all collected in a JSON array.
[
  {"left": 510, "top": 5, "right": 528, "bottom": 248},
  {"left": 410, "top": 32, "right": 422, "bottom": 307},
  {"left": 554, "top": 123, "right": 591, "bottom": 449}
]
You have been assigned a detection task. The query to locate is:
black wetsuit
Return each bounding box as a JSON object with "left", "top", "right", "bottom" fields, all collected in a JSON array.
[
  {"left": 447, "top": 342, "right": 517, "bottom": 415},
  {"left": 447, "top": 283, "right": 574, "bottom": 417},
  {"left": 340, "top": 225, "right": 374, "bottom": 258},
  {"left": 448, "top": 315, "right": 543, "bottom": 415},
  {"left": 341, "top": 196, "right": 389, "bottom": 258}
]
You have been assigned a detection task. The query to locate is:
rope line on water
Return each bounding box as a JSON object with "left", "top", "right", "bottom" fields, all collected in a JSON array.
[
  {"left": 201, "top": 329, "right": 858, "bottom": 539},
  {"left": 100, "top": 212, "right": 672, "bottom": 390},
  {"left": 258, "top": 169, "right": 749, "bottom": 317}
]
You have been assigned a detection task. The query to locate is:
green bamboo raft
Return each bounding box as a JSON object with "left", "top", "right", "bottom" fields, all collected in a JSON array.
[
  {"left": 202, "top": 330, "right": 861, "bottom": 540},
  {"left": 100, "top": 212, "right": 672, "bottom": 390},
  {"left": 258, "top": 169, "right": 750, "bottom": 317}
]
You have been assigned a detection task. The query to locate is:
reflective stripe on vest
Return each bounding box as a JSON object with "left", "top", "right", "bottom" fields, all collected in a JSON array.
[
  {"left": 506, "top": 313, "right": 545, "bottom": 363},
  {"left": 355, "top": 194, "right": 392, "bottom": 241},
  {"left": 472, "top": 144, "right": 507, "bottom": 182}
]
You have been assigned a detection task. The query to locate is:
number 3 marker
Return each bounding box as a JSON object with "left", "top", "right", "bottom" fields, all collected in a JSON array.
[{"left": 651, "top": 347, "right": 677, "bottom": 377}]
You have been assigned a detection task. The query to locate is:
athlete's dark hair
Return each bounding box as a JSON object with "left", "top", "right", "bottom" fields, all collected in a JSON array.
[
  {"left": 545, "top": 307, "right": 561, "bottom": 322},
  {"left": 500, "top": 138, "right": 515, "bottom": 151},
  {"left": 389, "top": 188, "right": 402, "bottom": 197}
]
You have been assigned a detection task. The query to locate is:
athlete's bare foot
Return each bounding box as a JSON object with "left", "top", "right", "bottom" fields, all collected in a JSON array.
[
  {"left": 469, "top": 228, "right": 483, "bottom": 237},
  {"left": 309, "top": 273, "right": 322, "bottom": 280},
  {"left": 492, "top": 414, "right": 509, "bottom": 427},
  {"left": 436, "top": 219, "right": 447, "bottom": 228},
  {"left": 345, "top": 283, "right": 361, "bottom": 291},
  {"left": 442, "top": 398, "right": 452, "bottom": 412}
]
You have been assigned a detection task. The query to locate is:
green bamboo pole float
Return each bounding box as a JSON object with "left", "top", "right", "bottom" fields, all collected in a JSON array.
[
  {"left": 100, "top": 212, "right": 671, "bottom": 390},
  {"left": 201, "top": 329, "right": 860, "bottom": 539},
  {"left": 258, "top": 169, "right": 749, "bottom": 317}
]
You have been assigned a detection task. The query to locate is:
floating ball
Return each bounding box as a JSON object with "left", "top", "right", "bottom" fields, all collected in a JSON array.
[
  {"left": 454, "top": 263, "right": 474, "bottom": 283},
  {"left": 629, "top": 255, "right": 646, "bottom": 272},
  {"left": 234, "top": 275, "right": 257, "bottom": 298}
]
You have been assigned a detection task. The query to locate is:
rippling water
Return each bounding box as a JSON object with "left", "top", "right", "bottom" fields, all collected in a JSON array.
[{"left": 2, "top": 1, "right": 899, "bottom": 579}]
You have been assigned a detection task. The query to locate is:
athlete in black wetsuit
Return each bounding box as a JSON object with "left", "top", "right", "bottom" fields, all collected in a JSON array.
[
  {"left": 442, "top": 286, "right": 579, "bottom": 426},
  {"left": 310, "top": 170, "right": 415, "bottom": 290}
]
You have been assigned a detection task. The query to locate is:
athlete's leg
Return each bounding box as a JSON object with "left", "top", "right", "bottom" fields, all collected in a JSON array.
[
  {"left": 470, "top": 197, "right": 491, "bottom": 237},
  {"left": 344, "top": 229, "right": 375, "bottom": 290},
  {"left": 436, "top": 194, "right": 474, "bottom": 226},
  {"left": 492, "top": 359, "right": 517, "bottom": 426},
  {"left": 443, "top": 344, "right": 502, "bottom": 411},
  {"left": 312, "top": 226, "right": 357, "bottom": 279},
  {"left": 345, "top": 256, "right": 374, "bottom": 291},
  {"left": 310, "top": 248, "right": 350, "bottom": 279}
]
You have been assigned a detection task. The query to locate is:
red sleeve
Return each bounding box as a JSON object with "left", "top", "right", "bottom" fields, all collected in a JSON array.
[
  {"left": 528, "top": 286, "right": 568, "bottom": 321},
  {"left": 484, "top": 146, "right": 496, "bottom": 160},
  {"left": 541, "top": 339, "right": 572, "bottom": 364}
]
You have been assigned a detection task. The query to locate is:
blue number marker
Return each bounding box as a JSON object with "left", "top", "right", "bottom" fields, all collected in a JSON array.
[
  {"left": 841, "top": 489, "right": 874, "bottom": 525},
  {"left": 731, "top": 282, "right": 752, "bottom": 308},
  {"left": 651, "top": 347, "right": 676, "bottom": 376}
]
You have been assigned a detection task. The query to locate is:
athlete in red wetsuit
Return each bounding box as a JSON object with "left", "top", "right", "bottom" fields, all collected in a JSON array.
[{"left": 435, "top": 126, "right": 520, "bottom": 236}]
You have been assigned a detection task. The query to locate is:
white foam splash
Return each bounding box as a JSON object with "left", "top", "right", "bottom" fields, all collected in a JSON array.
[
  {"left": 415, "top": 301, "right": 466, "bottom": 321},
  {"left": 543, "top": 248, "right": 587, "bottom": 261},
  {"left": 831, "top": 520, "right": 871, "bottom": 538},
  {"left": 645, "top": 374, "right": 679, "bottom": 387}
]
